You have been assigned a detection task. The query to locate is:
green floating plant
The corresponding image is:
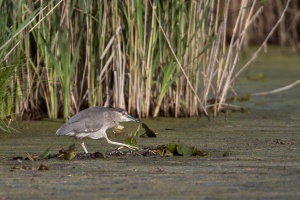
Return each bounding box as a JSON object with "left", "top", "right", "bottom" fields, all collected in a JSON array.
[
  {"left": 140, "top": 123, "right": 157, "bottom": 138},
  {"left": 176, "top": 143, "right": 193, "bottom": 158},
  {"left": 38, "top": 148, "right": 51, "bottom": 159},
  {"left": 58, "top": 143, "right": 77, "bottom": 160},
  {"left": 125, "top": 122, "right": 156, "bottom": 146},
  {"left": 124, "top": 137, "right": 138, "bottom": 148},
  {"left": 156, "top": 142, "right": 207, "bottom": 158}
]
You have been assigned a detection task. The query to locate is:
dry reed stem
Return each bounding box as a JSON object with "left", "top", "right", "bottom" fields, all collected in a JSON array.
[
  {"left": 251, "top": 79, "right": 300, "bottom": 96},
  {"left": 218, "top": 0, "right": 259, "bottom": 110},
  {"left": 217, "top": 0, "right": 249, "bottom": 111},
  {"left": 232, "top": 0, "right": 292, "bottom": 81},
  {"left": 101, "top": 26, "right": 122, "bottom": 59},
  {"left": 150, "top": 1, "right": 208, "bottom": 116},
  {"left": 215, "top": 0, "right": 291, "bottom": 115},
  {"left": 98, "top": 52, "right": 114, "bottom": 82}
]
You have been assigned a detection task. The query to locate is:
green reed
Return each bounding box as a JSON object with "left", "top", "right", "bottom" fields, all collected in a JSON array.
[{"left": 0, "top": 0, "right": 293, "bottom": 125}]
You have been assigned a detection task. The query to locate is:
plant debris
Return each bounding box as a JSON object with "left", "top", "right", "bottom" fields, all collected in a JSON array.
[
  {"left": 76, "top": 152, "right": 105, "bottom": 159},
  {"left": 57, "top": 143, "right": 77, "bottom": 160},
  {"left": 156, "top": 142, "right": 208, "bottom": 158},
  {"left": 37, "top": 163, "right": 49, "bottom": 170},
  {"left": 274, "top": 139, "right": 298, "bottom": 145},
  {"left": 12, "top": 143, "right": 207, "bottom": 161},
  {"left": 25, "top": 152, "right": 39, "bottom": 161},
  {"left": 39, "top": 148, "right": 51, "bottom": 159},
  {"left": 139, "top": 123, "right": 157, "bottom": 137},
  {"left": 106, "top": 148, "right": 158, "bottom": 157},
  {"left": 11, "top": 142, "right": 207, "bottom": 171}
]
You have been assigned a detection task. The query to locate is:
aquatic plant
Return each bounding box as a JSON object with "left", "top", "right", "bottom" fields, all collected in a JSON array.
[{"left": 0, "top": 0, "right": 293, "bottom": 127}]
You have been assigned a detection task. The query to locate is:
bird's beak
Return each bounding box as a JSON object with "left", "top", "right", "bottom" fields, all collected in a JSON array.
[{"left": 126, "top": 114, "right": 140, "bottom": 123}]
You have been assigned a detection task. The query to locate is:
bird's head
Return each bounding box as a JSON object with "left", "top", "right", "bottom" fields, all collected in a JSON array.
[{"left": 111, "top": 107, "right": 140, "bottom": 123}]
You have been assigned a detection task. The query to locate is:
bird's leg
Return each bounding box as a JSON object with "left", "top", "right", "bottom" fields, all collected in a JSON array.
[
  {"left": 81, "top": 142, "right": 89, "bottom": 154},
  {"left": 104, "top": 136, "right": 139, "bottom": 150}
]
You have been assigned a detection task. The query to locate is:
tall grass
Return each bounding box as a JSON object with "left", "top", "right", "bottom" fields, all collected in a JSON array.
[{"left": 0, "top": 0, "right": 293, "bottom": 125}]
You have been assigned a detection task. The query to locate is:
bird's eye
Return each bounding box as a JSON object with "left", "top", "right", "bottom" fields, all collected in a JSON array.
[{"left": 122, "top": 112, "right": 125, "bottom": 115}]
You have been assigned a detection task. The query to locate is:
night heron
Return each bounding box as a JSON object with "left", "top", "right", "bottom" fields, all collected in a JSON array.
[{"left": 56, "top": 106, "right": 140, "bottom": 153}]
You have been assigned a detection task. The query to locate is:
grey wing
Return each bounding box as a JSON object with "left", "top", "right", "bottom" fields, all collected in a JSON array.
[
  {"left": 56, "top": 108, "right": 105, "bottom": 135},
  {"left": 56, "top": 121, "right": 84, "bottom": 135}
]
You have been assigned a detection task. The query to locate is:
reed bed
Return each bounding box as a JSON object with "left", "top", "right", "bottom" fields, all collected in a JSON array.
[{"left": 0, "top": 0, "right": 294, "bottom": 127}]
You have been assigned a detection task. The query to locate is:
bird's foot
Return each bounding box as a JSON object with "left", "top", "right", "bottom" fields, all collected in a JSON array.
[
  {"left": 106, "top": 138, "right": 139, "bottom": 151},
  {"left": 118, "top": 144, "right": 139, "bottom": 151}
]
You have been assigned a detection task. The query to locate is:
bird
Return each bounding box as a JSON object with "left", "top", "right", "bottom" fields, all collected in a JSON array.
[{"left": 56, "top": 106, "right": 140, "bottom": 153}]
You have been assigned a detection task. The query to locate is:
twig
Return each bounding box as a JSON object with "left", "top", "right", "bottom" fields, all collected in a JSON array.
[
  {"left": 251, "top": 79, "right": 300, "bottom": 96},
  {"left": 205, "top": 103, "right": 247, "bottom": 112}
]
